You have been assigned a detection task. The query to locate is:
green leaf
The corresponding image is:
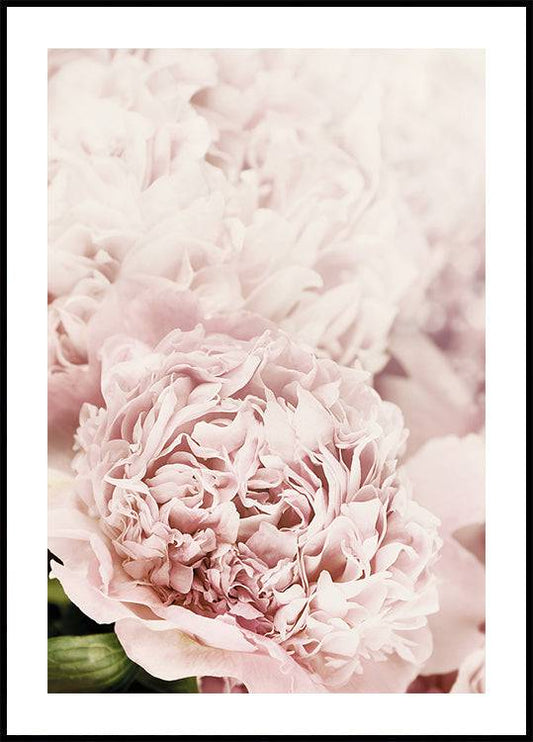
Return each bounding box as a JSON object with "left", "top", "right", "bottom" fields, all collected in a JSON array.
[
  {"left": 135, "top": 666, "right": 199, "bottom": 693},
  {"left": 48, "top": 577, "right": 70, "bottom": 607},
  {"left": 48, "top": 633, "right": 136, "bottom": 693}
]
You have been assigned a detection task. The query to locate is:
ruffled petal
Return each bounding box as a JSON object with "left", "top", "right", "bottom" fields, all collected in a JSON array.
[{"left": 339, "top": 630, "right": 432, "bottom": 693}]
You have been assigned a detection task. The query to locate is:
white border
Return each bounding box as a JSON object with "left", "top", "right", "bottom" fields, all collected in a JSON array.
[{"left": 6, "top": 5, "right": 527, "bottom": 737}]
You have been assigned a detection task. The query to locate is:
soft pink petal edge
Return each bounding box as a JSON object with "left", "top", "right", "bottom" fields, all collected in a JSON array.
[
  {"left": 404, "top": 433, "right": 485, "bottom": 537},
  {"left": 423, "top": 539, "right": 485, "bottom": 675}
]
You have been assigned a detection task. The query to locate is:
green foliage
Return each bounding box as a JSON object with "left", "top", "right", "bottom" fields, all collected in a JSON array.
[{"left": 48, "top": 634, "right": 136, "bottom": 693}]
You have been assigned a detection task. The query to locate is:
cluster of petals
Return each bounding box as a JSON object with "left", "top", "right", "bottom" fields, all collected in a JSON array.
[{"left": 49, "top": 283, "right": 441, "bottom": 692}]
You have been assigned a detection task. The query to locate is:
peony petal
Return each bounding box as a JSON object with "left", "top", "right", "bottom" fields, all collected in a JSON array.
[
  {"left": 293, "top": 386, "right": 334, "bottom": 450},
  {"left": 339, "top": 629, "right": 433, "bottom": 693},
  {"left": 48, "top": 364, "right": 101, "bottom": 471},
  {"left": 115, "top": 618, "right": 324, "bottom": 693},
  {"left": 87, "top": 276, "right": 200, "bottom": 360},
  {"left": 424, "top": 539, "right": 485, "bottom": 674},
  {"left": 375, "top": 330, "right": 481, "bottom": 454},
  {"left": 50, "top": 561, "right": 131, "bottom": 625},
  {"left": 48, "top": 468, "right": 76, "bottom": 508},
  {"left": 405, "top": 434, "right": 485, "bottom": 537},
  {"left": 244, "top": 266, "right": 323, "bottom": 322}
]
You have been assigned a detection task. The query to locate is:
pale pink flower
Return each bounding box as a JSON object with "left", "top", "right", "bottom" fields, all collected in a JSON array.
[
  {"left": 49, "top": 50, "right": 432, "bottom": 380},
  {"left": 191, "top": 50, "right": 484, "bottom": 384},
  {"left": 188, "top": 50, "right": 430, "bottom": 373},
  {"left": 48, "top": 48, "right": 215, "bottom": 306},
  {"left": 49, "top": 281, "right": 440, "bottom": 693},
  {"left": 49, "top": 50, "right": 484, "bottom": 389},
  {"left": 47, "top": 49, "right": 220, "bottom": 445}
]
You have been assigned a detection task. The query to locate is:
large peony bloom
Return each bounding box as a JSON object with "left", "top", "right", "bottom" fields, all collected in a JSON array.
[
  {"left": 49, "top": 283, "right": 440, "bottom": 693},
  {"left": 48, "top": 49, "right": 432, "bottom": 391},
  {"left": 187, "top": 49, "right": 429, "bottom": 373},
  {"left": 48, "top": 50, "right": 484, "bottom": 391}
]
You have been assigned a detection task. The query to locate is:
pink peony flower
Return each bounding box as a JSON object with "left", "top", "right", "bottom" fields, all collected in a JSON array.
[
  {"left": 48, "top": 49, "right": 433, "bottom": 388},
  {"left": 47, "top": 50, "right": 216, "bottom": 303},
  {"left": 48, "top": 51, "right": 484, "bottom": 393},
  {"left": 48, "top": 50, "right": 484, "bottom": 400},
  {"left": 47, "top": 49, "right": 221, "bottom": 445},
  {"left": 407, "top": 651, "right": 486, "bottom": 695},
  {"left": 49, "top": 282, "right": 441, "bottom": 693},
  {"left": 188, "top": 49, "right": 430, "bottom": 373}
]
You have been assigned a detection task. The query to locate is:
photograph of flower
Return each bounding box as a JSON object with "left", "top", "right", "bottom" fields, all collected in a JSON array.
[{"left": 47, "top": 48, "right": 485, "bottom": 695}]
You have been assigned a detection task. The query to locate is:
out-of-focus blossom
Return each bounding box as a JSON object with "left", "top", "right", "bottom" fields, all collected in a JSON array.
[
  {"left": 189, "top": 49, "right": 430, "bottom": 372},
  {"left": 48, "top": 52, "right": 484, "bottom": 389},
  {"left": 48, "top": 49, "right": 436, "bottom": 384}
]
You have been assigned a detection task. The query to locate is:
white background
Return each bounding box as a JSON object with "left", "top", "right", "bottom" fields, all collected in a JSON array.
[{"left": 6, "top": 5, "right": 527, "bottom": 737}]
